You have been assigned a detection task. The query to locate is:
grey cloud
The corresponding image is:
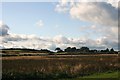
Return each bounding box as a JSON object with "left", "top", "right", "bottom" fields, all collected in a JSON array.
[
  {"left": 53, "top": 35, "right": 70, "bottom": 44},
  {"left": 0, "top": 23, "right": 9, "bottom": 36},
  {"left": 96, "top": 37, "right": 117, "bottom": 50},
  {"left": 47, "top": 43, "right": 56, "bottom": 51},
  {"left": 70, "top": 2, "right": 118, "bottom": 27},
  {"left": 55, "top": 1, "right": 118, "bottom": 26}
]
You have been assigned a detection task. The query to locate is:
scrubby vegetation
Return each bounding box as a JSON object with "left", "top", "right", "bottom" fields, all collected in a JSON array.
[{"left": 2, "top": 54, "right": 119, "bottom": 80}]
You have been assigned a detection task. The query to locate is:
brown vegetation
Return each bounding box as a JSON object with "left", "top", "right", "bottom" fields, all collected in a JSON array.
[{"left": 2, "top": 54, "right": 120, "bottom": 79}]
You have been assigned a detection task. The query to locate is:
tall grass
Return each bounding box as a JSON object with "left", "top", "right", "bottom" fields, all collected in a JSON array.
[{"left": 2, "top": 54, "right": 119, "bottom": 79}]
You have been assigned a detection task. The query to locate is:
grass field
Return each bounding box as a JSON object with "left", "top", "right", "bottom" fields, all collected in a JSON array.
[
  {"left": 82, "top": 71, "right": 119, "bottom": 78},
  {"left": 2, "top": 54, "right": 120, "bottom": 80},
  {"left": 60, "top": 71, "right": 119, "bottom": 80}
]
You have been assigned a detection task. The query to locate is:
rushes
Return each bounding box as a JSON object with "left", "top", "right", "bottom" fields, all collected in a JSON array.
[{"left": 2, "top": 55, "right": 119, "bottom": 79}]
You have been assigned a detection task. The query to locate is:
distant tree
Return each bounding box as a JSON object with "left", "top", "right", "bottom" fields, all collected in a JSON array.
[
  {"left": 100, "top": 50, "right": 105, "bottom": 52},
  {"left": 110, "top": 48, "right": 114, "bottom": 52},
  {"left": 64, "top": 47, "right": 71, "bottom": 52},
  {"left": 71, "top": 47, "right": 77, "bottom": 52},
  {"left": 55, "top": 47, "right": 63, "bottom": 53},
  {"left": 80, "top": 47, "right": 89, "bottom": 52},
  {"left": 100, "top": 48, "right": 109, "bottom": 53},
  {"left": 89, "top": 49, "right": 97, "bottom": 53},
  {"left": 105, "top": 48, "right": 109, "bottom": 52},
  {"left": 55, "top": 47, "right": 61, "bottom": 51},
  {"left": 40, "top": 49, "right": 52, "bottom": 53}
]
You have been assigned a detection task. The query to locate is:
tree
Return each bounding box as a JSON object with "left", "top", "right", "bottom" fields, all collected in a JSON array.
[
  {"left": 64, "top": 47, "right": 71, "bottom": 52},
  {"left": 89, "top": 49, "right": 97, "bottom": 53},
  {"left": 71, "top": 47, "right": 76, "bottom": 52},
  {"left": 80, "top": 47, "right": 89, "bottom": 52},
  {"left": 105, "top": 48, "right": 109, "bottom": 52},
  {"left": 55, "top": 47, "right": 63, "bottom": 53},
  {"left": 110, "top": 48, "right": 114, "bottom": 52}
]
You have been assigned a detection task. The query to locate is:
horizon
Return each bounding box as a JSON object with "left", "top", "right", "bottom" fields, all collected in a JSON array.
[
  {"left": 0, "top": 0, "right": 118, "bottom": 51},
  {"left": 0, "top": 46, "right": 117, "bottom": 51}
]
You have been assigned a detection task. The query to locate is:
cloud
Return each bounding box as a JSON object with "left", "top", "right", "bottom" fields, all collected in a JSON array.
[
  {"left": 46, "top": 43, "right": 56, "bottom": 51},
  {"left": 55, "top": 4, "right": 69, "bottom": 13},
  {"left": 2, "top": 33, "right": 41, "bottom": 43},
  {"left": 55, "top": 0, "right": 70, "bottom": 13},
  {"left": 70, "top": 2, "right": 118, "bottom": 26},
  {"left": 0, "top": 21, "right": 117, "bottom": 50},
  {"left": 1, "top": 32, "right": 118, "bottom": 50},
  {"left": 80, "top": 24, "right": 118, "bottom": 38},
  {"left": 36, "top": 20, "right": 44, "bottom": 27},
  {"left": 0, "top": 21, "right": 9, "bottom": 36},
  {"left": 55, "top": 1, "right": 118, "bottom": 27},
  {"left": 107, "top": 0, "right": 119, "bottom": 8},
  {"left": 53, "top": 35, "right": 69, "bottom": 44},
  {"left": 97, "top": 36, "right": 118, "bottom": 50}
]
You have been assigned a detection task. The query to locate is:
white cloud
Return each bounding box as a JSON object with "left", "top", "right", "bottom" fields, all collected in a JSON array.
[
  {"left": 1, "top": 32, "right": 118, "bottom": 50},
  {"left": 69, "top": 2, "right": 118, "bottom": 26},
  {"left": 53, "top": 35, "right": 69, "bottom": 44},
  {"left": 46, "top": 43, "right": 56, "bottom": 50},
  {"left": 55, "top": 1, "right": 118, "bottom": 26},
  {"left": 0, "top": 21, "right": 117, "bottom": 50},
  {"left": 107, "top": 0, "right": 119, "bottom": 8},
  {"left": 36, "top": 20, "right": 44, "bottom": 27},
  {"left": 55, "top": 3, "right": 69, "bottom": 13}
]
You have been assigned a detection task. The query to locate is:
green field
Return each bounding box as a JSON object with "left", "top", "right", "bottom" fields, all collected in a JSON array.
[
  {"left": 60, "top": 71, "right": 119, "bottom": 80},
  {"left": 82, "top": 71, "right": 119, "bottom": 78}
]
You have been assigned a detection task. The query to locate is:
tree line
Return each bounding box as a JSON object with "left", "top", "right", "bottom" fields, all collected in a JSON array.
[
  {"left": 1, "top": 47, "right": 118, "bottom": 54},
  {"left": 55, "top": 47, "right": 117, "bottom": 54}
]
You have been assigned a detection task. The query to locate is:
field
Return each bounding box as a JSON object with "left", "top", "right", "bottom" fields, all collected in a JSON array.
[
  {"left": 61, "top": 71, "right": 119, "bottom": 80},
  {"left": 2, "top": 54, "right": 120, "bottom": 80}
]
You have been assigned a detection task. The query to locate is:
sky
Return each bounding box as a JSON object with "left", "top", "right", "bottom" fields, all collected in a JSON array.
[{"left": 0, "top": 0, "right": 119, "bottom": 51}]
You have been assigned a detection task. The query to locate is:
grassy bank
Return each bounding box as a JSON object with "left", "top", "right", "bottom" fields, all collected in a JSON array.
[
  {"left": 82, "top": 71, "right": 119, "bottom": 78},
  {"left": 60, "top": 71, "right": 119, "bottom": 80}
]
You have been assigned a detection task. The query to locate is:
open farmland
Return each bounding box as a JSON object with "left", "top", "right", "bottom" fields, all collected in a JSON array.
[{"left": 2, "top": 54, "right": 120, "bottom": 80}]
